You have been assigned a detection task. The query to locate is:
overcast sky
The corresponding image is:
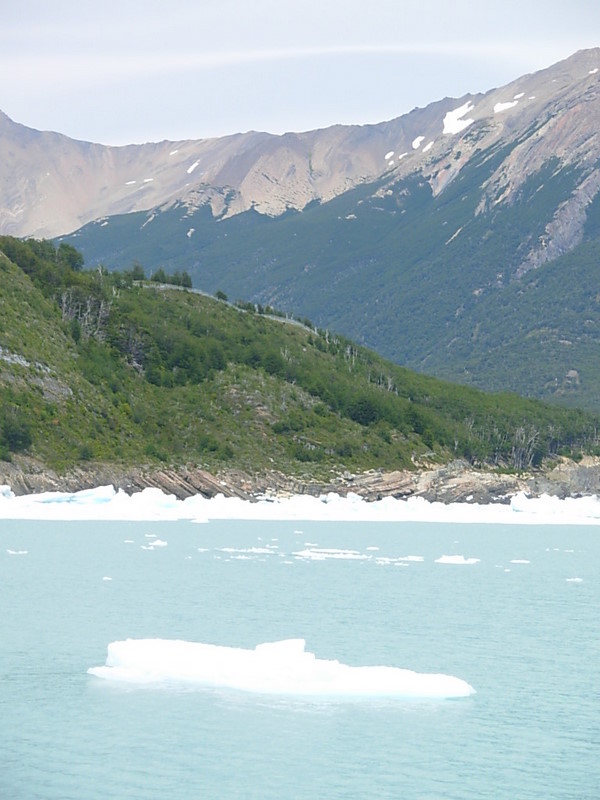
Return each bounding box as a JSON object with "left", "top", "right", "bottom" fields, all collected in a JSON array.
[{"left": 1, "top": 0, "right": 598, "bottom": 145}]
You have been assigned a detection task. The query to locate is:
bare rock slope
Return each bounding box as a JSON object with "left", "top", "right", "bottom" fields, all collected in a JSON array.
[{"left": 2, "top": 47, "right": 600, "bottom": 252}]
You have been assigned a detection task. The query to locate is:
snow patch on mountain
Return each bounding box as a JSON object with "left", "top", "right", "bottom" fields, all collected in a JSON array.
[
  {"left": 412, "top": 136, "right": 425, "bottom": 149},
  {"left": 442, "top": 101, "right": 475, "bottom": 135},
  {"left": 494, "top": 100, "right": 519, "bottom": 113}
]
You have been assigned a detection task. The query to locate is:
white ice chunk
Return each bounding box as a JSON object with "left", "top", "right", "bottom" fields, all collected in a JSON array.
[
  {"left": 2, "top": 486, "right": 600, "bottom": 526},
  {"left": 509, "top": 559, "right": 530, "bottom": 564},
  {"left": 6, "top": 549, "right": 28, "bottom": 555},
  {"left": 566, "top": 577, "right": 583, "bottom": 583},
  {"left": 293, "top": 547, "right": 370, "bottom": 561},
  {"left": 88, "top": 638, "right": 475, "bottom": 699},
  {"left": 435, "top": 554, "right": 479, "bottom": 565},
  {"left": 442, "top": 101, "right": 475, "bottom": 135},
  {"left": 102, "top": 576, "right": 112, "bottom": 581},
  {"left": 187, "top": 228, "right": 195, "bottom": 238},
  {"left": 494, "top": 100, "right": 519, "bottom": 113},
  {"left": 412, "top": 136, "right": 425, "bottom": 149}
]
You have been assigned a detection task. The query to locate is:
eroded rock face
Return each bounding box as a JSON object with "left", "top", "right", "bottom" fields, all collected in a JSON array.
[{"left": 2, "top": 456, "right": 600, "bottom": 504}]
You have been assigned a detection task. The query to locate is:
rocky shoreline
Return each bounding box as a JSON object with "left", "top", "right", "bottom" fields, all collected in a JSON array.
[{"left": 2, "top": 455, "right": 600, "bottom": 504}]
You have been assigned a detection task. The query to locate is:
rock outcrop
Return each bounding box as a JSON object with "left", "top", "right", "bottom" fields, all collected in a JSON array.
[{"left": 2, "top": 455, "right": 600, "bottom": 505}]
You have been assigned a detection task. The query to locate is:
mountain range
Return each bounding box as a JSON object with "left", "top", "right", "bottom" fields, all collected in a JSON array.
[{"left": 2, "top": 47, "right": 600, "bottom": 409}]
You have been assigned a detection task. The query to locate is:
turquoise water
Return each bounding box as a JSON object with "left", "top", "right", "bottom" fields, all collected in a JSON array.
[{"left": 2, "top": 519, "right": 599, "bottom": 799}]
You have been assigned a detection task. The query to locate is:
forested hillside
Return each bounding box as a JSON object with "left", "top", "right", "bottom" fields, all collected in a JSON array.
[{"left": 1, "top": 237, "right": 599, "bottom": 478}]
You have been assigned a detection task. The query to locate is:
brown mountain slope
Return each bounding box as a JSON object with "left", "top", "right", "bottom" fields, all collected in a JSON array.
[{"left": 1, "top": 48, "right": 599, "bottom": 243}]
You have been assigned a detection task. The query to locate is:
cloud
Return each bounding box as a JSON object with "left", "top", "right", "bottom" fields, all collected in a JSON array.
[{"left": 0, "top": 39, "right": 583, "bottom": 92}]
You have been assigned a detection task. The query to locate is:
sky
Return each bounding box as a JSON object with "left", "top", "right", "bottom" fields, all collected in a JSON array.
[{"left": 1, "top": 0, "right": 598, "bottom": 146}]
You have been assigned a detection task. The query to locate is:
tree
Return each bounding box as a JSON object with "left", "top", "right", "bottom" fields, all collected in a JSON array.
[{"left": 57, "top": 242, "right": 84, "bottom": 271}]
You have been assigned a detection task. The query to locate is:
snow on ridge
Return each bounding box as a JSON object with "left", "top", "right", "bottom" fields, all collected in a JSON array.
[
  {"left": 187, "top": 160, "right": 200, "bottom": 175},
  {"left": 590, "top": 68, "right": 598, "bottom": 75},
  {"left": 494, "top": 100, "right": 519, "bottom": 114},
  {"left": 513, "top": 92, "right": 525, "bottom": 99},
  {"left": 412, "top": 136, "right": 425, "bottom": 150},
  {"left": 422, "top": 141, "right": 434, "bottom": 153},
  {"left": 442, "top": 101, "right": 475, "bottom": 135},
  {"left": 384, "top": 150, "right": 394, "bottom": 160}
]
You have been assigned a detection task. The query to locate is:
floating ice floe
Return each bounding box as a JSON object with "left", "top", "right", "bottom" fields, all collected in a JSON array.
[
  {"left": 435, "top": 555, "right": 479, "bottom": 565},
  {"left": 2, "top": 485, "right": 600, "bottom": 525},
  {"left": 88, "top": 638, "right": 475, "bottom": 699}
]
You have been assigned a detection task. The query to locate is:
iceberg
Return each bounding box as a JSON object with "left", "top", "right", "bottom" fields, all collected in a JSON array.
[
  {"left": 88, "top": 638, "right": 475, "bottom": 699},
  {"left": 1, "top": 483, "right": 600, "bottom": 524}
]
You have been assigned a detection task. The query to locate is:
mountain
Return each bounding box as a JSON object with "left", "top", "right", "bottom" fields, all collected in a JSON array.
[
  {"left": 0, "top": 94, "right": 470, "bottom": 239},
  {"left": 3, "top": 48, "right": 600, "bottom": 409},
  {"left": 1, "top": 236, "right": 599, "bottom": 498}
]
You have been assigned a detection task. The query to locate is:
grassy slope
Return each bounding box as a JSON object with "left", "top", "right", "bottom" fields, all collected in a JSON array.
[{"left": 1, "top": 238, "right": 599, "bottom": 477}]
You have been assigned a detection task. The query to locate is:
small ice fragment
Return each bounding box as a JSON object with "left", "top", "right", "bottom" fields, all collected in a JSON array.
[{"left": 435, "top": 554, "right": 479, "bottom": 565}]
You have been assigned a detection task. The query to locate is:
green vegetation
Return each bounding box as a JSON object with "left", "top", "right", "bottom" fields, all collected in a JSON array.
[{"left": 1, "top": 236, "right": 599, "bottom": 476}]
